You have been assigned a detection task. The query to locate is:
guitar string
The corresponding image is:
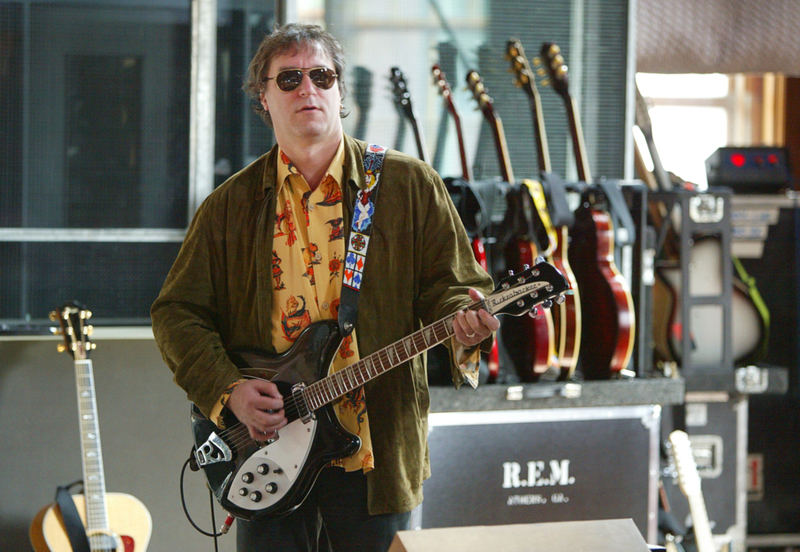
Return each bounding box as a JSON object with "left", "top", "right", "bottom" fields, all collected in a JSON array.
[{"left": 208, "top": 299, "right": 489, "bottom": 453}]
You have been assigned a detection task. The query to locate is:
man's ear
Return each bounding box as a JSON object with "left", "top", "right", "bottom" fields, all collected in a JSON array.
[{"left": 260, "top": 91, "right": 269, "bottom": 112}]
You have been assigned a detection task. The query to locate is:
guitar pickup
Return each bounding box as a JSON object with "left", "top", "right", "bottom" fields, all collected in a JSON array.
[{"left": 195, "top": 432, "right": 233, "bottom": 467}]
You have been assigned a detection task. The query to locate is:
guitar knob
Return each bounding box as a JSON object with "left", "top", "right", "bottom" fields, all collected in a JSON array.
[
  {"left": 265, "top": 482, "right": 278, "bottom": 494},
  {"left": 242, "top": 472, "right": 254, "bottom": 484},
  {"left": 238, "top": 488, "right": 248, "bottom": 496},
  {"left": 249, "top": 491, "right": 262, "bottom": 502},
  {"left": 257, "top": 464, "right": 269, "bottom": 475}
]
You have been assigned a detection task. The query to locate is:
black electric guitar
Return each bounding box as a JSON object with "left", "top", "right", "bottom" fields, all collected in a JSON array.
[
  {"left": 389, "top": 66, "right": 429, "bottom": 162},
  {"left": 191, "top": 262, "right": 569, "bottom": 520},
  {"left": 352, "top": 66, "right": 373, "bottom": 141},
  {"left": 30, "top": 303, "right": 152, "bottom": 552},
  {"left": 506, "top": 37, "right": 582, "bottom": 379},
  {"left": 541, "top": 42, "right": 636, "bottom": 379}
]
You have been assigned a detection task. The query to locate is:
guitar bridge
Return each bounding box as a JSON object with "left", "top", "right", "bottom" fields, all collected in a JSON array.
[
  {"left": 292, "top": 383, "right": 314, "bottom": 424},
  {"left": 195, "top": 432, "right": 233, "bottom": 467}
]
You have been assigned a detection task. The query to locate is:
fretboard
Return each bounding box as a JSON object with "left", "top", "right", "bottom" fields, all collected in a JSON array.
[
  {"left": 75, "top": 359, "right": 109, "bottom": 533},
  {"left": 303, "top": 307, "right": 470, "bottom": 410}
]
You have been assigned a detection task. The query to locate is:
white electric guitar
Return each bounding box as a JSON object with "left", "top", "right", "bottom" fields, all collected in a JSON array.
[{"left": 669, "top": 430, "right": 715, "bottom": 552}]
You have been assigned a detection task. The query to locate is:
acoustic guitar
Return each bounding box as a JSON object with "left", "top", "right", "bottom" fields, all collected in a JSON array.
[
  {"left": 506, "top": 37, "right": 582, "bottom": 379},
  {"left": 540, "top": 42, "right": 636, "bottom": 378},
  {"left": 432, "top": 63, "right": 501, "bottom": 381},
  {"left": 30, "top": 302, "right": 152, "bottom": 552},
  {"left": 465, "top": 68, "right": 559, "bottom": 380},
  {"left": 389, "top": 66, "right": 429, "bottom": 162}
]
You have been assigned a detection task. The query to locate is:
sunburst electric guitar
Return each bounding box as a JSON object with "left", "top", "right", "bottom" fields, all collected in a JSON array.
[
  {"left": 191, "top": 262, "right": 569, "bottom": 520},
  {"left": 506, "top": 37, "right": 582, "bottom": 379},
  {"left": 30, "top": 302, "right": 152, "bottom": 552}
]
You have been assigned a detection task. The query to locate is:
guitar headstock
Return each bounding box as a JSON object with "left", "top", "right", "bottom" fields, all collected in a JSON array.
[
  {"left": 431, "top": 64, "right": 457, "bottom": 116},
  {"left": 505, "top": 38, "right": 537, "bottom": 98},
  {"left": 540, "top": 42, "right": 570, "bottom": 101},
  {"left": 465, "top": 69, "right": 496, "bottom": 122},
  {"left": 485, "top": 260, "right": 569, "bottom": 318},
  {"left": 669, "top": 430, "right": 702, "bottom": 499},
  {"left": 50, "top": 301, "right": 95, "bottom": 360},
  {"left": 389, "top": 66, "right": 414, "bottom": 122},
  {"left": 353, "top": 66, "right": 373, "bottom": 112}
]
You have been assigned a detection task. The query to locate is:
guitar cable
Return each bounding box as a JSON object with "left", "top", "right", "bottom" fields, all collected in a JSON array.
[{"left": 180, "top": 450, "right": 235, "bottom": 550}]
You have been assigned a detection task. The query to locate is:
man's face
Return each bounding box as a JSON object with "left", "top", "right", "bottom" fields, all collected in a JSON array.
[{"left": 259, "top": 44, "right": 343, "bottom": 148}]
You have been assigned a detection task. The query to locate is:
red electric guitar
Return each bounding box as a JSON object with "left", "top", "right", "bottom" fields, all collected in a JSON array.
[
  {"left": 432, "top": 63, "right": 501, "bottom": 380},
  {"left": 540, "top": 42, "right": 635, "bottom": 378}
]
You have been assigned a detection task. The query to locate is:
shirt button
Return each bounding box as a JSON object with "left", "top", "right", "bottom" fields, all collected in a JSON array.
[{"left": 322, "top": 302, "right": 330, "bottom": 310}]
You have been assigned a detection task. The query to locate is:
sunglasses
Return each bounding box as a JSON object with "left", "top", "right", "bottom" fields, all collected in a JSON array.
[{"left": 265, "top": 67, "right": 338, "bottom": 92}]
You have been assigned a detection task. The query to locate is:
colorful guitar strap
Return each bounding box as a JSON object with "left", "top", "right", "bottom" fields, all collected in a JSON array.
[{"left": 338, "top": 144, "right": 387, "bottom": 337}]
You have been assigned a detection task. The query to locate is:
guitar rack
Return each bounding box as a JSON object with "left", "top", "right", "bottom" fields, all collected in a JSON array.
[{"left": 650, "top": 187, "right": 735, "bottom": 391}]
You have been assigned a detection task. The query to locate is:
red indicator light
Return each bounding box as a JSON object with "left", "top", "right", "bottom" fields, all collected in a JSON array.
[
  {"left": 767, "top": 153, "right": 779, "bottom": 164},
  {"left": 730, "top": 153, "right": 746, "bottom": 167}
]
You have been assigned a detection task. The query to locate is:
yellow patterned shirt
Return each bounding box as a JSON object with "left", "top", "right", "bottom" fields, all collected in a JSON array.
[{"left": 270, "top": 139, "right": 373, "bottom": 472}]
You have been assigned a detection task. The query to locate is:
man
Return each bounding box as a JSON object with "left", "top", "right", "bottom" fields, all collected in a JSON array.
[{"left": 151, "top": 23, "right": 499, "bottom": 552}]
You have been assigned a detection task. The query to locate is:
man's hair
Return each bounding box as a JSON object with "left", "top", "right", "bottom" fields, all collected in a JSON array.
[{"left": 243, "top": 23, "right": 348, "bottom": 127}]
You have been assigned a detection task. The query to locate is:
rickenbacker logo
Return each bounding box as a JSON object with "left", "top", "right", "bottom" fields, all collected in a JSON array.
[{"left": 502, "top": 460, "right": 575, "bottom": 506}]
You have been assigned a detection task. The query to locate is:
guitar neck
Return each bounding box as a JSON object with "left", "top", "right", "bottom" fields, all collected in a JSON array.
[
  {"left": 75, "top": 358, "right": 110, "bottom": 534},
  {"left": 687, "top": 493, "right": 716, "bottom": 552},
  {"left": 490, "top": 115, "right": 515, "bottom": 183},
  {"left": 408, "top": 115, "right": 429, "bottom": 164},
  {"left": 528, "top": 91, "right": 552, "bottom": 175},
  {"left": 564, "top": 97, "right": 591, "bottom": 182},
  {"left": 451, "top": 109, "right": 472, "bottom": 181},
  {"left": 303, "top": 308, "right": 463, "bottom": 410}
]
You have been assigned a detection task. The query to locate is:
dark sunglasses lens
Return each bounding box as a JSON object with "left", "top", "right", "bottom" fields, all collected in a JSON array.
[
  {"left": 276, "top": 70, "right": 304, "bottom": 91},
  {"left": 309, "top": 68, "right": 336, "bottom": 89}
]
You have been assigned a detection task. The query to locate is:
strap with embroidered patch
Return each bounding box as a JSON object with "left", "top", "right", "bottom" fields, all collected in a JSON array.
[{"left": 338, "top": 144, "right": 387, "bottom": 337}]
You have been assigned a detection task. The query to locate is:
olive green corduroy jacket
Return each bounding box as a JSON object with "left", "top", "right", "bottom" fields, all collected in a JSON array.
[{"left": 151, "top": 135, "right": 494, "bottom": 514}]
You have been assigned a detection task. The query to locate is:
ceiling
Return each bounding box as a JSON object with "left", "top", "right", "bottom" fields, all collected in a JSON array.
[{"left": 637, "top": 0, "right": 800, "bottom": 75}]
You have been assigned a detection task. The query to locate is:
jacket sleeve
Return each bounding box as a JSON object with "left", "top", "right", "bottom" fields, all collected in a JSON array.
[
  {"left": 150, "top": 199, "right": 242, "bottom": 418},
  {"left": 413, "top": 164, "right": 496, "bottom": 386}
]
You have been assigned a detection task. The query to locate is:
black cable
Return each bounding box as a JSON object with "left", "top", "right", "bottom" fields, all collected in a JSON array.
[{"left": 180, "top": 455, "right": 225, "bottom": 542}]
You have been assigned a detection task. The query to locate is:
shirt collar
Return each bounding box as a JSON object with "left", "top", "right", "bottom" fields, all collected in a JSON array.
[{"left": 276, "top": 137, "right": 346, "bottom": 194}]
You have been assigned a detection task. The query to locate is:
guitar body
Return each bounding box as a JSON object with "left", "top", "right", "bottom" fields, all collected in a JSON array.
[
  {"left": 568, "top": 206, "right": 635, "bottom": 378},
  {"left": 30, "top": 493, "right": 151, "bottom": 552},
  {"left": 192, "top": 320, "right": 361, "bottom": 521},
  {"left": 653, "top": 237, "right": 766, "bottom": 367},
  {"left": 551, "top": 226, "right": 582, "bottom": 378},
  {"left": 500, "top": 238, "right": 557, "bottom": 380}
]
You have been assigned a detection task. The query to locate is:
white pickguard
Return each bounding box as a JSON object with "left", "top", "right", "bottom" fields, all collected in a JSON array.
[{"left": 226, "top": 417, "right": 317, "bottom": 512}]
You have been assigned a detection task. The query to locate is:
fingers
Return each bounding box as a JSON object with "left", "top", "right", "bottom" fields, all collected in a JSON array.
[
  {"left": 453, "top": 291, "right": 500, "bottom": 347},
  {"left": 228, "top": 379, "right": 288, "bottom": 440}
]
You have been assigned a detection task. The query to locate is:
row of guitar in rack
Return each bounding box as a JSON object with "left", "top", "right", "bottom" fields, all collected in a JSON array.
[{"left": 382, "top": 36, "right": 770, "bottom": 383}]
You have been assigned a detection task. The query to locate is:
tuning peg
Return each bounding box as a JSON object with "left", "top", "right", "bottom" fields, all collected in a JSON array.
[
  {"left": 84, "top": 310, "right": 92, "bottom": 319},
  {"left": 541, "top": 78, "right": 550, "bottom": 87},
  {"left": 507, "top": 269, "right": 515, "bottom": 276},
  {"left": 556, "top": 295, "right": 567, "bottom": 305},
  {"left": 57, "top": 343, "right": 67, "bottom": 353},
  {"left": 50, "top": 326, "right": 62, "bottom": 335},
  {"left": 89, "top": 343, "right": 97, "bottom": 350},
  {"left": 542, "top": 300, "right": 553, "bottom": 309},
  {"left": 85, "top": 325, "right": 94, "bottom": 336},
  {"left": 528, "top": 306, "right": 540, "bottom": 318},
  {"left": 535, "top": 256, "right": 546, "bottom": 265},
  {"left": 523, "top": 264, "right": 530, "bottom": 270},
  {"left": 49, "top": 311, "right": 58, "bottom": 321}
]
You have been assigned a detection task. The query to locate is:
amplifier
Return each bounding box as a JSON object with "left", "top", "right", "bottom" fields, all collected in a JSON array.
[{"left": 705, "top": 147, "right": 792, "bottom": 193}]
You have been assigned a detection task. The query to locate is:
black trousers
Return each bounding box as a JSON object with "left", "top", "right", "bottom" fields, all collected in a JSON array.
[{"left": 236, "top": 467, "right": 412, "bottom": 552}]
